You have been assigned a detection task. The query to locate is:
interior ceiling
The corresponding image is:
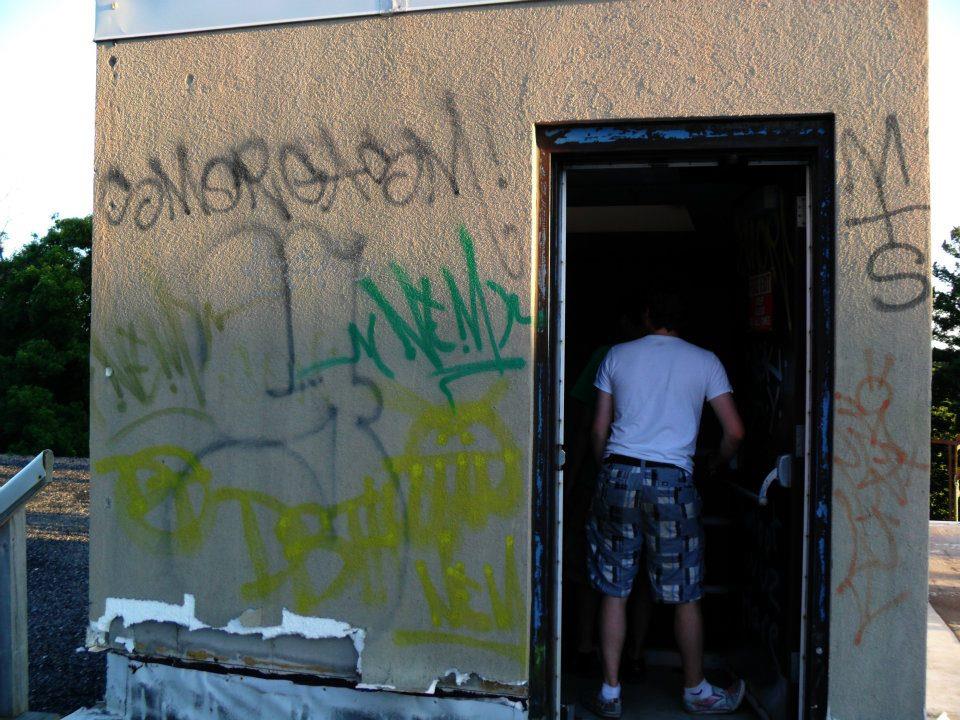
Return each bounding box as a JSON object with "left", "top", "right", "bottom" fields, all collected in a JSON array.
[
  {"left": 567, "top": 205, "right": 695, "bottom": 233},
  {"left": 565, "top": 165, "right": 789, "bottom": 233}
]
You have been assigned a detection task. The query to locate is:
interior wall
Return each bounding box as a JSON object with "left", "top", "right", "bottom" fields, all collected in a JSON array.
[{"left": 90, "top": 0, "right": 929, "bottom": 713}]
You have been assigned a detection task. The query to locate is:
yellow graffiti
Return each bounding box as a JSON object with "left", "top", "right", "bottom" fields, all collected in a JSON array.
[
  {"left": 95, "top": 382, "right": 523, "bottom": 638},
  {"left": 414, "top": 536, "right": 519, "bottom": 633},
  {"left": 391, "top": 534, "right": 523, "bottom": 660},
  {"left": 92, "top": 280, "right": 250, "bottom": 414},
  {"left": 96, "top": 444, "right": 215, "bottom": 554}
]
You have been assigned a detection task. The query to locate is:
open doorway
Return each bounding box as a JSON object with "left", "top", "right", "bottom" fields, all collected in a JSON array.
[{"left": 556, "top": 160, "right": 810, "bottom": 720}]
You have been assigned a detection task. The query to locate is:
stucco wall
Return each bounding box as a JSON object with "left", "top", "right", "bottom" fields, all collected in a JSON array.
[{"left": 90, "top": 0, "right": 930, "bottom": 716}]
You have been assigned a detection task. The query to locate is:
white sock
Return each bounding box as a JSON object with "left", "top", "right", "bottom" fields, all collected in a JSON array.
[
  {"left": 684, "top": 679, "right": 712, "bottom": 699},
  {"left": 601, "top": 682, "right": 621, "bottom": 701}
]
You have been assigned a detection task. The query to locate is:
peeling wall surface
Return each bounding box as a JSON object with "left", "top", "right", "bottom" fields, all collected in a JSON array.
[
  {"left": 90, "top": 1, "right": 929, "bottom": 717},
  {"left": 63, "top": 652, "right": 525, "bottom": 720}
]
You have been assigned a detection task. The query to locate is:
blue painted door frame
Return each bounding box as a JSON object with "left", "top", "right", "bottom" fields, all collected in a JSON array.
[{"left": 529, "top": 115, "right": 835, "bottom": 720}]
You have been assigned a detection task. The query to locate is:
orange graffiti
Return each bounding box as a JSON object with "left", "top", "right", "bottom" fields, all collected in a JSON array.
[{"left": 833, "top": 350, "right": 927, "bottom": 645}]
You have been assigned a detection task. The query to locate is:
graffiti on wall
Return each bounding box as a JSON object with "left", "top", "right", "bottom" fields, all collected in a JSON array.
[
  {"left": 833, "top": 116, "right": 929, "bottom": 650},
  {"left": 92, "top": 128, "right": 532, "bottom": 674},
  {"left": 841, "top": 114, "right": 930, "bottom": 312},
  {"left": 833, "top": 350, "right": 927, "bottom": 646},
  {"left": 95, "top": 380, "right": 524, "bottom": 658},
  {"left": 296, "top": 225, "right": 530, "bottom": 406},
  {"left": 99, "top": 92, "right": 523, "bottom": 279},
  {"left": 101, "top": 96, "right": 469, "bottom": 229},
  {"left": 95, "top": 220, "right": 530, "bottom": 413},
  {"left": 92, "top": 282, "right": 229, "bottom": 414}
]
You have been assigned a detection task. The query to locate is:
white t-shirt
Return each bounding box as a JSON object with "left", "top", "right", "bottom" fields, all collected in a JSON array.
[{"left": 594, "top": 335, "right": 733, "bottom": 474}]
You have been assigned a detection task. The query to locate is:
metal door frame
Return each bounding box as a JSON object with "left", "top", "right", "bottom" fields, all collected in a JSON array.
[{"left": 527, "top": 116, "right": 835, "bottom": 720}]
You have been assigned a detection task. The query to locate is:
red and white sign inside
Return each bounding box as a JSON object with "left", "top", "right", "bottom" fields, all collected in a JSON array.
[{"left": 749, "top": 272, "right": 774, "bottom": 333}]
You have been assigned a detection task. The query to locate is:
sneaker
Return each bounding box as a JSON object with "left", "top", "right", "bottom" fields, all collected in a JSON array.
[
  {"left": 683, "top": 679, "right": 746, "bottom": 714},
  {"left": 581, "top": 689, "right": 623, "bottom": 719}
]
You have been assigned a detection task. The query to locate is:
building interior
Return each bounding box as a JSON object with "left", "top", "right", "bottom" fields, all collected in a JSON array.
[{"left": 560, "top": 161, "right": 809, "bottom": 720}]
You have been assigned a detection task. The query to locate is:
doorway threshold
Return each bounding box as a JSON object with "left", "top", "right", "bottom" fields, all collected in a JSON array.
[{"left": 562, "top": 668, "right": 758, "bottom": 719}]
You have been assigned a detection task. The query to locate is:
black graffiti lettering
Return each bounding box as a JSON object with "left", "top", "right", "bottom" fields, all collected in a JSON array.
[
  {"left": 232, "top": 138, "right": 292, "bottom": 222},
  {"left": 200, "top": 156, "right": 242, "bottom": 215},
  {"left": 407, "top": 123, "right": 471, "bottom": 202},
  {"left": 131, "top": 178, "right": 165, "bottom": 231},
  {"left": 316, "top": 124, "right": 364, "bottom": 203},
  {"left": 381, "top": 147, "right": 422, "bottom": 207},
  {"left": 98, "top": 94, "right": 479, "bottom": 231},
  {"left": 404, "top": 93, "right": 470, "bottom": 202},
  {"left": 845, "top": 204, "right": 930, "bottom": 227},
  {"left": 867, "top": 243, "right": 928, "bottom": 312},
  {"left": 102, "top": 167, "right": 133, "bottom": 225},
  {"left": 147, "top": 152, "right": 193, "bottom": 222},
  {"left": 840, "top": 114, "right": 930, "bottom": 312},
  {"left": 96, "top": 94, "right": 523, "bottom": 277},
  {"left": 279, "top": 142, "right": 331, "bottom": 206},
  {"left": 356, "top": 134, "right": 391, "bottom": 188}
]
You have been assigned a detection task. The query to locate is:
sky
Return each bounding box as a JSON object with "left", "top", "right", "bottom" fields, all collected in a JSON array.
[
  {"left": 0, "top": 1, "right": 957, "bottom": 260},
  {"left": 930, "top": 0, "right": 960, "bottom": 263},
  {"left": 0, "top": 0, "right": 94, "bottom": 255}
]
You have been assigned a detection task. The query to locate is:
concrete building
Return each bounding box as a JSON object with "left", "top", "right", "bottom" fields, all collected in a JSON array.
[{"left": 77, "top": 1, "right": 930, "bottom": 718}]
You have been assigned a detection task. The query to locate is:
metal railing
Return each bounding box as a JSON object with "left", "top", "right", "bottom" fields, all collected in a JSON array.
[
  {"left": 0, "top": 450, "right": 53, "bottom": 719},
  {"left": 931, "top": 438, "right": 960, "bottom": 522},
  {"left": 723, "top": 454, "right": 793, "bottom": 507}
]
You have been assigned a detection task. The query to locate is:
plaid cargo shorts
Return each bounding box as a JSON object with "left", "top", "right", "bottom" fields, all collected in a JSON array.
[{"left": 585, "top": 458, "right": 704, "bottom": 603}]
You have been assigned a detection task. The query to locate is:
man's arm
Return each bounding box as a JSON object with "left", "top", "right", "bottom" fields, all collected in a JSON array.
[
  {"left": 591, "top": 390, "right": 614, "bottom": 465},
  {"left": 708, "top": 391, "right": 745, "bottom": 471}
]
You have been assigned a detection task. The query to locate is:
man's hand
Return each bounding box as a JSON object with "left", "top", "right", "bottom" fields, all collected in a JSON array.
[{"left": 708, "top": 392, "right": 745, "bottom": 467}]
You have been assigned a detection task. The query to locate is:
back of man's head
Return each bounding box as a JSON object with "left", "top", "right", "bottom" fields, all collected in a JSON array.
[{"left": 645, "top": 290, "right": 686, "bottom": 333}]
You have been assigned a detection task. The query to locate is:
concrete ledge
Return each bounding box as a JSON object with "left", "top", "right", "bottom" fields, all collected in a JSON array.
[{"left": 927, "top": 603, "right": 960, "bottom": 718}]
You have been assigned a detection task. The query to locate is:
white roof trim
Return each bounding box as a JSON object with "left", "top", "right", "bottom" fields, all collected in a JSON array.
[{"left": 94, "top": 0, "right": 534, "bottom": 41}]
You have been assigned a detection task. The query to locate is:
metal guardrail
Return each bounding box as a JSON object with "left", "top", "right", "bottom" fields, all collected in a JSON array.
[
  {"left": 0, "top": 450, "right": 53, "bottom": 527},
  {"left": 0, "top": 450, "right": 54, "bottom": 719},
  {"left": 931, "top": 438, "right": 960, "bottom": 522}
]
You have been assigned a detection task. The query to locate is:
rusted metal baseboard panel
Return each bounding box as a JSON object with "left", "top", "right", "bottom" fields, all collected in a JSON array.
[{"left": 66, "top": 653, "right": 527, "bottom": 720}]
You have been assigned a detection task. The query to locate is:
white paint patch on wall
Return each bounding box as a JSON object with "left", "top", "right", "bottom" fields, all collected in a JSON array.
[
  {"left": 88, "top": 594, "right": 365, "bottom": 672},
  {"left": 89, "top": 593, "right": 207, "bottom": 636},
  {"left": 424, "top": 668, "right": 527, "bottom": 696},
  {"left": 223, "top": 608, "right": 366, "bottom": 669}
]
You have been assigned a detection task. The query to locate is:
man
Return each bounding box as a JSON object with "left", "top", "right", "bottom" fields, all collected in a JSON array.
[
  {"left": 582, "top": 291, "right": 746, "bottom": 717},
  {"left": 566, "top": 317, "right": 652, "bottom": 680}
]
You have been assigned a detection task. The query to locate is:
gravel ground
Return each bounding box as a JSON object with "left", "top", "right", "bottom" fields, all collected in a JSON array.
[{"left": 0, "top": 454, "right": 104, "bottom": 716}]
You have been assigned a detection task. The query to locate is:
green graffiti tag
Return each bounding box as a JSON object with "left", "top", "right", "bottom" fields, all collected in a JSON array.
[{"left": 297, "top": 226, "right": 530, "bottom": 406}]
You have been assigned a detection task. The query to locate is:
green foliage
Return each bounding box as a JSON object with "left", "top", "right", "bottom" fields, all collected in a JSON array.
[
  {"left": 935, "top": 228, "right": 960, "bottom": 348},
  {"left": 931, "top": 227, "right": 960, "bottom": 519},
  {"left": 0, "top": 215, "right": 91, "bottom": 456}
]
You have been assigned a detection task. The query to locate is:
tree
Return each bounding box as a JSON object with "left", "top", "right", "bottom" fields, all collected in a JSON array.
[
  {"left": 0, "top": 215, "right": 92, "bottom": 456},
  {"left": 931, "top": 227, "right": 960, "bottom": 519},
  {"left": 934, "top": 227, "right": 960, "bottom": 347}
]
